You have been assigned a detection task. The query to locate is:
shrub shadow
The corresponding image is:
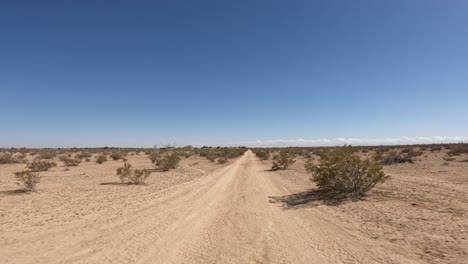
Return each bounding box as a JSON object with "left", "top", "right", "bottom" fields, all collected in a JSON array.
[
  {"left": 100, "top": 182, "right": 148, "bottom": 186},
  {"left": 0, "top": 189, "right": 30, "bottom": 196},
  {"left": 269, "top": 189, "right": 350, "bottom": 209}
]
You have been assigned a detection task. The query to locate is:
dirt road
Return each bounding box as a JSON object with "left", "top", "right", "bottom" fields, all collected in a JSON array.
[{"left": 2, "top": 151, "right": 426, "bottom": 263}]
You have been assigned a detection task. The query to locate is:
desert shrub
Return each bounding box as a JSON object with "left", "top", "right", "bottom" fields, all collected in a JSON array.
[
  {"left": 14, "top": 171, "right": 41, "bottom": 191},
  {"left": 305, "top": 146, "right": 388, "bottom": 198},
  {"left": 217, "top": 157, "right": 228, "bottom": 164},
  {"left": 253, "top": 149, "right": 269, "bottom": 160},
  {"left": 271, "top": 151, "right": 296, "bottom": 170},
  {"left": 148, "top": 152, "right": 159, "bottom": 163},
  {"left": 116, "top": 162, "right": 151, "bottom": 184},
  {"left": 155, "top": 152, "right": 181, "bottom": 171},
  {"left": 85, "top": 158, "right": 91, "bottom": 162},
  {"left": 447, "top": 144, "right": 468, "bottom": 156},
  {"left": 37, "top": 152, "right": 56, "bottom": 159},
  {"left": 380, "top": 151, "right": 414, "bottom": 165},
  {"left": 76, "top": 152, "right": 92, "bottom": 159},
  {"left": 0, "top": 153, "right": 24, "bottom": 164},
  {"left": 110, "top": 152, "right": 123, "bottom": 161},
  {"left": 27, "top": 159, "right": 56, "bottom": 171},
  {"left": 443, "top": 156, "right": 456, "bottom": 161},
  {"left": 96, "top": 155, "right": 107, "bottom": 164},
  {"left": 62, "top": 157, "right": 81, "bottom": 167}
]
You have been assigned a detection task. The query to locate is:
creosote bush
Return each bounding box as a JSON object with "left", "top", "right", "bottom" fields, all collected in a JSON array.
[
  {"left": 148, "top": 152, "right": 159, "bottom": 163},
  {"left": 96, "top": 155, "right": 107, "bottom": 164},
  {"left": 110, "top": 152, "right": 123, "bottom": 161},
  {"left": 217, "top": 157, "right": 228, "bottom": 164},
  {"left": 155, "top": 152, "right": 181, "bottom": 171},
  {"left": 62, "top": 157, "right": 82, "bottom": 167},
  {"left": 27, "top": 159, "right": 57, "bottom": 171},
  {"left": 379, "top": 151, "right": 414, "bottom": 165},
  {"left": 271, "top": 151, "right": 296, "bottom": 170},
  {"left": 305, "top": 146, "right": 388, "bottom": 198},
  {"left": 116, "top": 162, "right": 151, "bottom": 184},
  {"left": 252, "top": 149, "right": 270, "bottom": 160},
  {"left": 0, "top": 153, "right": 25, "bottom": 164},
  {"left": 14, "top": 171, "right": 41, "bottom": 191}
]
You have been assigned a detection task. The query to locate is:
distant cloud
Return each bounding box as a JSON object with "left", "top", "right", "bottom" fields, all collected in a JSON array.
[{"left": 221, "top": 136, "right": 468, "bottom": 147}]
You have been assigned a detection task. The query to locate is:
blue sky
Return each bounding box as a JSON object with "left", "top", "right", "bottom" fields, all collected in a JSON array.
[{"left": 1, "top": 0, "right": 467, "bottom": 147}]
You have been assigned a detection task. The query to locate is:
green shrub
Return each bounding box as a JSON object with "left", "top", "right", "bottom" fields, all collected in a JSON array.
[
  {"left": 27, "top": 159, "right": 57, "bottom": 171},
  {"left": 155, "top": 152, "right": 181, "bottom": 171},
  {"left": 116, "top": 162, "right": 151, "bottom": 184},
  {"left": 96, "top": 155, "right": 107, "bottom": 164},
  {"left": 253, "top": 149, "right": 269, "bottom": 160},
  {"left": 14, "top": 171, "right": 41, "bottom": 191},
  {"left": 305, "top": 146, "right": 388, "bottom": 198},
  {"left": 272, "top": 151, "right": 296, "bottom": 170}
]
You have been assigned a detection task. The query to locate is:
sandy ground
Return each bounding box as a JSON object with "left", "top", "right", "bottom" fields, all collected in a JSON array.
[{"left": 1, "top": 150, "right": 467, "bottom": 263}]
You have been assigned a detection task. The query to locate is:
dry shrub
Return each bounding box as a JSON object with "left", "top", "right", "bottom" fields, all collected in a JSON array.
[
  {"left": 116, "top": 162, "right": 151, "bottom": 184},
  {"left": 447, "top": 144, "right": 468, "bottom": 156},
  {"left": 272, "top": 151, "right": 296, "bottom": 170},
  {"left": 37, "top": 152, "right": 56, "bottom": 159},
  {"left": 14, "top": 171, "right": 41, "bottom": 191},
  {"left": 155, "top": 152, "right": 181, "bottom": 171},
  {"left": 76, "top": 152, "right": 92, "bottom": 159},
  {"left": 0, "top": 153, "right": 25, "bottom": 164},
  {"left": 96, "top": 155, "right": 107, "bottom": 164},
  {"left": 62, "top": 157, "right": 81, "bottom": 167},
  {"left": 110, "top": 152, "right": 123, "bottom": 161},
  {"left": 306, "top": 146, "right": 388, "bottom": 198},
  {"left": 27, "top": 159, "right": 56, "bottom": 171},
  {"left": 380, "top": 151, "right": 414, "bottom": 165},
  {"left": 217, "top": 157, "right": 228, "bottom": 164},
  {"left": 148, "top": 152, "right": 159, "bottom": 163}
]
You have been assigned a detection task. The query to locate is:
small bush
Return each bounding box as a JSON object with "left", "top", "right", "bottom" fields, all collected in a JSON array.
[
  {"left": 217, "top": 157, "right": 228, "bottom": 164},
  {"left": 148, "top": 152, "right": 159, "bottom": 163},
  {"left": 0, "top": 153, "right": 24, "bottom": 164},
  {"left": 14, "top": 171, "right": 41, "bottom": 191},
  {"left": 37, "top": 152, "right": 56, "bottom": 159},
  {"left": 116, "top": 162, "right": 151, "bottom": 184},
  {"left": 96, "top": 155, "right": 107, "bottom": 164},
  {"left": 305, "top": 146, "right": 388, "bottom": 198},
  {"left": 380, "top": 151, "right": 414, "bottom": 165},
  {"left": 271, "top": 151, "right": 296, "bottom": 170},
  {"left": 110, "top": 152, "right": 123, "bottom": 161},
  {"left": 253, "top": 149, "right": 269, "bottom": 160},
  {"left": 27, "top": 159, "right": 56, "bottom": 171},
  {"left": 155, "top": 152, "right": 181, "bottom": 171},
  {"left": 76, "top": 152, "right": 92, "bottom": 159},
  {"left": 62, "top": 157, "right": 81, "bottom": 167}
]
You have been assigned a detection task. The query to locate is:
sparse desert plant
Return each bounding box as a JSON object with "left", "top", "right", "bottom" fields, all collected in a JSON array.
[
  {"left": 443, "top": 156, "right": 456, "bottom": 161},
  {"left": 155, "top": 152, "right": 181, "bottom": 171},
  {"left": 379, "top": 151, "right": 414, "bottom": 165},
  {"left": 305, "top": 146, "right": 389, "bottom": 198},
  {"left": 96, "top": 155, "right": 107, "bottom": 164},
  {"left": 14, "top": 171, "right": 41, "bottom": 191},
  {"left": 76, "top": 152, "right": 92, "bottom": 159},
  {"left": 148, "top": 152, "right": 159, "bottom": 163},
  {"left": 116, "top": 162, "right": 151, "bottom": 184},
  {"left": 27, "top": 159, "right": 56, "bottom": 171},
  {"left": 253, "top": 149, "right": 269, "bottom": 160},
  {"left": 271, "top": 151, "right": 296, "bottom": 170},
  {"left": 447, "top": 144, "right": 468, "bottom": 156},
  {"left": 62, "top": 157, "right": 81, "bottom": 167},
  {"left": 0, "top": 153, "right": 24, "bottom": 164},
  {"left": 217, "top": 157, "right": 228, "bottom": 164},
  {"left": 85, "top": 158, "right": 91, "bottom": 162},
  {"left": 37, "top": 151, "right": 56, "bottom": 159},
  {"left": 110, "top": 152, "right": 123, "bottom": 161}
]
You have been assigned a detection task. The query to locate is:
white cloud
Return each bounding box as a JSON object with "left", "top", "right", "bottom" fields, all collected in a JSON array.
[{"left": 218, "top": 136, "right": 468, "bottom": 147}]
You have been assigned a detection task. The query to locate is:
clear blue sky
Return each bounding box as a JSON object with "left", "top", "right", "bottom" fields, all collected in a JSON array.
[{"left": 1, "top": 0, "right": 467, "bottom": 147}]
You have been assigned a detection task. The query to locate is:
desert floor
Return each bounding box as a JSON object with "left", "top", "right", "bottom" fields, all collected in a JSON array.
[{"left": 1, "top": 150, "right": 467, "bottom": 264}]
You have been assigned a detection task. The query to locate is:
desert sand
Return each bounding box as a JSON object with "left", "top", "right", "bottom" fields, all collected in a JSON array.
[{"left": 1, "top": 150, "right": 467, "bottom": 263}]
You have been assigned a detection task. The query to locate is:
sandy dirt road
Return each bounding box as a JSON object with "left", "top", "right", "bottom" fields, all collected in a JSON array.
[{"left": 2, "top": 151, "right": 428, "bottom": 263}]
